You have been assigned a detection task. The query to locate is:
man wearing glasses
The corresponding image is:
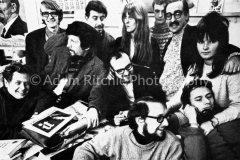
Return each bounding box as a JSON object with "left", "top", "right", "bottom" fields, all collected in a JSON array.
[
  {"left": 25, "top": 0, "right": 65, "bottom": 76},
  {"left": 72, "top": 96, "right": 182, "bottom": 160},
  {"left": 159, "top": 0, "right": 240, "bottom": 101},
  {"left": 59, "top": 52, "right": 162, "bottom": 137}
]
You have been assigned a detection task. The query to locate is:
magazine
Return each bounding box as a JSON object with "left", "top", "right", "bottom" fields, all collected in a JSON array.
[
  {"left": 22, "top": 107, "right": 76, "bottom": 138},
  {"left": 0, "top": 139, "right": 27, "bottom": 159}
]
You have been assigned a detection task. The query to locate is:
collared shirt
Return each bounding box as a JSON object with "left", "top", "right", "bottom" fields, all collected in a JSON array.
[
  {"left": 159, "top": 26, "right": 186, "bottom": 100},
  {"left": 45, "top": 25, "right": 60, "bottom": 41},
  {"left": 2, "top": 15, "right": 18, "bottom": 37}
]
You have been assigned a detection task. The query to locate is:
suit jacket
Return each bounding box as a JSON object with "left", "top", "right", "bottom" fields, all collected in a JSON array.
[
  {"left": 25, "top": 27, "right": 65, "bottom": 75},
  {"left": 163, "top": 25, "right": 240, "bottom": 77},
  {"left": 89, "top": 64, "right": 163, "bottom": 120},
  {"left": 0, "top": 16, "right": 28, "bottom": 65}
]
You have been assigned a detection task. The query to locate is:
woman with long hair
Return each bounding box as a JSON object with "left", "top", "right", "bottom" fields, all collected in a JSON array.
[
  {"left": 115, "top": 1, "right": 161, "bottom": 78},
  {"left": 168, "top": 12, "right": 240, "bottom": 134}
]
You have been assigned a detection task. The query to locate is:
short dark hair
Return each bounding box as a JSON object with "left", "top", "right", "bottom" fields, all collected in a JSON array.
[
  {"left": 181, "top": 79, "right": 214, "bottom": 107},
  {"left": 2, "top": 62, "right": 33, "bottom": 84},
  {"left": 128, "top": 96, "right": 166, "bottom": 130},
  {"left": 10, "top": 0, "right": 20, "bottom": 14},
  {"left": 41, "top": 0, "right": 63, "bottom": 25},
  {"left": 66, "top": 21, "right": 100, "bottom": 50},
  {"left": 152, "top": 0, "right": 168, "bottom": 10},
  {"left": 165, "top": 0, "right": 189, "bottom": 21},
  {"left": 85, "top": 0, "right": 108, "bottom": 18}
]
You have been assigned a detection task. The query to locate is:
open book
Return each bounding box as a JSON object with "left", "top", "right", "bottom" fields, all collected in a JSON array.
[{"left": 0, "top": 139, "right": 27, "bottom": 160}]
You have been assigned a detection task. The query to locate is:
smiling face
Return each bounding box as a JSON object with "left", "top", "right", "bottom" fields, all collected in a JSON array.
[
  {"left": 123, "top": 13, "right": 137, "bottom": 34},
  {"left": 190, "top": 87, "right": 214, "bottom": 113},
  {"left": 166, "top": 1, "right": 188, "bottom": 34},
  {"left": 67, "top": 35, "right": 87, "bottom": 57},
  {"left": 141, "top": 102, "right": 168, "bottom": 139},
  {"left": 197, "top": 33, "right": 219, "bottom": 64},
  {"left": 41, "top": 4, "right": 59, "bottom": 29},
  {"left": 153, "top": 3, "right": 166, "bottom": 25},
  {"left": 86, "top": 10, "right": 106, "bottom": 35},
  {"left": 5, "top": 72, "right": 30, "bottom": 99}
]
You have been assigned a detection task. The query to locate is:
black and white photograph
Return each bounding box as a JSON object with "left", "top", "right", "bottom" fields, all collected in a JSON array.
[{"left": 0, "top": 0, "right": 240, "bottom": 159}]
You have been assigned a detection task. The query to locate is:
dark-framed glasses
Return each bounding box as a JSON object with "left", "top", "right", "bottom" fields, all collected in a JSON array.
[
  {"left": 115, "top": 63, "right": 133, "bottom": 75},
  {"left": 166, "top": 10, "right": 183, "bottom": 20},
  {"left": 145, "top": 114, "right": 169, "bottom": 123},
  {"left": 41, "top": 12, "right": 59, "bottom": 18}
]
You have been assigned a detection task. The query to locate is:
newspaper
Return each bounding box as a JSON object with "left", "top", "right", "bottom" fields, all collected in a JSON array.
[{"left": 22, "top": 107, "right": 76, "bottom": 138}]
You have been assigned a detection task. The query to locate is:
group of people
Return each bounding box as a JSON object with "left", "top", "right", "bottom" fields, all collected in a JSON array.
[{"left": 0, "top": 0, "right": 240, "bottom": 159}]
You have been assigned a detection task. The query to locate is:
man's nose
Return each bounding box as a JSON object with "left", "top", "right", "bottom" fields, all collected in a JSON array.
[
  {"left": 161, "top": 118, "right": 169, "bottom": 127},
  {"left": 19, "top": 83, "right": 25, "bottom": 90},
  {"left": 204, "top": 98, "right": 210, "bottom": 104},
  {"left": 158, "top": 12, "right": 163, "bottom": 18},
  {"left": 96, "top": 18, "right": 102, "bottom": 25},
  {"left": 170, "top": 15, "right": 176, "bottom": 22},
  {"left": 67, "top": 42, "right": 71, "bottom": 48}
]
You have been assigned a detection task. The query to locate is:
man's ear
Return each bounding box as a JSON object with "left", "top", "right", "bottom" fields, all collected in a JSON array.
[
  {"left": 11, "top": 3, "right": 17, "bottom": 13},
  {"left": 135, "top": 117, "right": 145, "bottom": 126},
  {"left": 85, "top": 15, "right": 89, "bottom": 21},
  {"left": 3, "top": 78, "right": 9, "bottom": 87}
]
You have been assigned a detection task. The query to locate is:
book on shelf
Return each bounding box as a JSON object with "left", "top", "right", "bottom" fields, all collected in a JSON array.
[{"left": 0, "top": 139, "right": 27, "bottom": 160}]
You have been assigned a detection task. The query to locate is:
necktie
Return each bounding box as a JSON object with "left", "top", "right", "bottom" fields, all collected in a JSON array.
[{"left": 1, "top": 28, "right": 6, "bottom": 37}]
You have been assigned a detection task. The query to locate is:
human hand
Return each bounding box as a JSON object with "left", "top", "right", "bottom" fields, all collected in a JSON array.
[
  {"left": 224, "top": 56, "right": 240, "bottom": 74},
  {"left": 114, "top": 111, "right": 128, "bottom": 126},
  {"left": 84, "top": 108, "right": 99, "bottom": 128},
  {"left": 183, "top": 104, "right": 197, "bottom": 125},
  {"left": 200, "top": 121, "right": 214, "bottom": 135},
  {"left": 60, "top": 118, "right": 87, "bottom": 138}
]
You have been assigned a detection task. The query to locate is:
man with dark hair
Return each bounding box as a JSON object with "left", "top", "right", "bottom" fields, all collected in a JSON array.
[
  {"left": 25, "top": 0, "right": 65, "bottom": 75},
  {"left": 34, "top": 21, "right": 106, "bottom": 134},
  {"left": 72, "top": 96, "right": 182, "bottom": 160},
  {"left": 0, "top": 0, "right": 28, "bottom": 65},
  {"left": 178, "top": 79, "right": 240, "bottom": 159},
  {"left": 159, "top": 0, "right": 240, "bottom": 100},
  {"left": 0, "top": 63, "right": 41, "bottom": 139},
  {"left": 58, "top": 51, "right": 163, "bottom": 137},
  {"left": 85, "top": 0, "right": 115, "bottom": 63},
  {"left": 150, "top": 0, "right": 172, "bottom": 58}
]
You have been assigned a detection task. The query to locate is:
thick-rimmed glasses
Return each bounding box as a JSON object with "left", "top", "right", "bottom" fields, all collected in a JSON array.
[
  {"left": 166, "top": 10, "right": 183, "bottom": 20},
  {"left": 145, "top": 114, "right": 169, "bottom": 123},
  {"left": 114, "top": 63, "right": 133, "bottom": 75},
  {"left": 41, "top": 12, "right": 59, "bottom": 18}
]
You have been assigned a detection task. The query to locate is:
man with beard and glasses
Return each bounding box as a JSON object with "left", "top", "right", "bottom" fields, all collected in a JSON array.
[
  {"left": 0, "top": 0, "right": 27, "bottom": 65},
  {"left": 85, "top": 0, "right": 115, "bottom": 64},
  {"left": 159, "top": 0, "right": 240, "bottom": 101},
  {"left": 178, "top": 79, "right": 240, "bottom": 160},
  {"left": 25, "top": 0, "right": 65, "bottom": 77},
  {"left": 72, "top": 96, "right": 182, "bottom": 160},
  {"left": 34, "top": 21, "right": 107, "bottom": 134}
]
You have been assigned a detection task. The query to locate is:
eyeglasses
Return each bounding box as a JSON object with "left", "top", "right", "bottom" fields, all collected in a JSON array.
[
  {"left": 145, "top": 114, "right": 169, "bottom": 123},
  {"left": 41, "top": 12, "right": 59, "bottom": 18},
  {"left": 114, "top": 63, "right": 133, "bottom": 75},
  {"left": 166, "top": 10, "right": 183, "bottom": 20}
]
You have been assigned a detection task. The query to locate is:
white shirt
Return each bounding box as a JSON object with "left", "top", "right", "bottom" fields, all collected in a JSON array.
[{"left": 2, "top": 15, "right": 19, "bottom": 37}]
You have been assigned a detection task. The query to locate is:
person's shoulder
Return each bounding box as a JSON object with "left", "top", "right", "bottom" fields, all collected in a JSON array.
[
  {"left": 103, "top": 30, "right": 115, "bottom": 41},
  {"left": 165, "top": 130, "right": 181, "bottom": 143},
  {"left": 27, "top": 27, "right": 45, "bottom": 37}
]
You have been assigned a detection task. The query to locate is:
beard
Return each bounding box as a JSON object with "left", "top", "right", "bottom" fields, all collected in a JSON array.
[
  {"left": 197, "top": 109, "right": 214, "bottom": 125},
  {"left": 142, "top": 124, "right": 166, "bottom": 141}
]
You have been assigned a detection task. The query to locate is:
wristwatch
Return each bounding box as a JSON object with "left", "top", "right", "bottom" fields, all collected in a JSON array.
[{"left": 210, "top": 117, "right": 219, "bottom": 127}]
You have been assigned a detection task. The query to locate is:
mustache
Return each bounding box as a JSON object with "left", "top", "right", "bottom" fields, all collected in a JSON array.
[
  {"left": 95, "top": 25, "right": 103, "bottom": 29},
  {"left": 170, "top": 21, "right": 179, "bottom": 27}
]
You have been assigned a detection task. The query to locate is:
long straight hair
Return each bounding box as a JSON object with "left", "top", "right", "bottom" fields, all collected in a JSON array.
[
  {"left": 121, "top": 2, "right": 152, "bottom": 66},
  {"left": 190, "top": 12, "right": 229, "bottom": 79}
]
